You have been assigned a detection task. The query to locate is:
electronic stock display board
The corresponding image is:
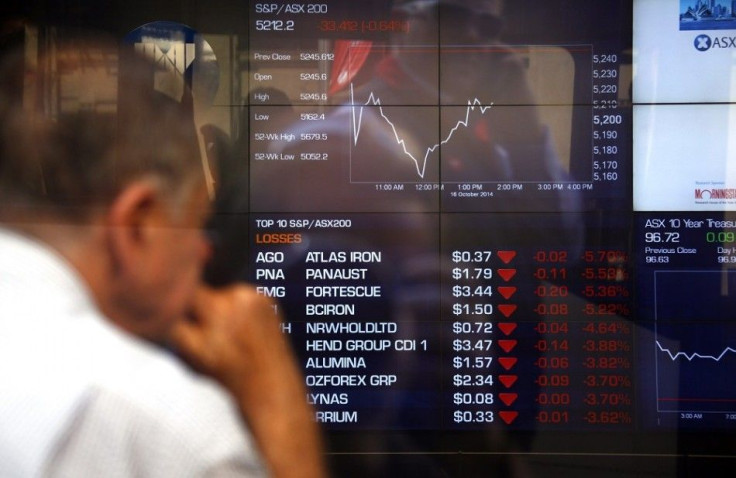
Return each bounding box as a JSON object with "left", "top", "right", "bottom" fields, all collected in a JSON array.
[
  {"left": 242, "top": 1, "right": 736, "bottom": 474},
  {"left": 23, "top": 0, "right": 736, "bottom": 475},
  {"left": 246, "top": 0, "right": 634, "bottom": 430},
  {"left": 220, "top": 0, "right": 736, "bottom": 475}
]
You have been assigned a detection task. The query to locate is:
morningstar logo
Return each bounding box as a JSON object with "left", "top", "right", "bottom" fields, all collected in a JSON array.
[
  {"left": 694, "top": 34, "right": 736, "bottom": 51},
  {"left": 695, "top": 188, "right": 736, "bottom": 199}
]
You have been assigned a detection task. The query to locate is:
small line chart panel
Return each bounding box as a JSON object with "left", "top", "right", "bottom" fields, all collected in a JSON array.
[{"left": 654, "top": 270, "right": 736, "bottom": 414}]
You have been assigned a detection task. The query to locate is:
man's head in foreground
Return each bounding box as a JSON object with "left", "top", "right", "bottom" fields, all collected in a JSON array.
[{"left": 0, "top": 30, "right": 211, "bottom": 341}]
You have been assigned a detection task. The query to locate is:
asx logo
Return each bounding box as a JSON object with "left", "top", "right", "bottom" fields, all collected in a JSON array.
[
  {"left": 694, "top": 34, "right": 711, "bottom": 51},
  {"left": 694, "top": 34, "right": 736, "bottom": 51}
]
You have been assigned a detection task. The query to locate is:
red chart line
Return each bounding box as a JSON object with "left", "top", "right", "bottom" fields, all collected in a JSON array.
[{"left": 658, "top": 398, "right": 736, "bottom": 403}]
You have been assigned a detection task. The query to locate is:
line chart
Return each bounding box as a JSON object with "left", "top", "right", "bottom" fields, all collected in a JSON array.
[
  {"left": 349, "top": 83, "right": 493, "bottom": 179},
  {"left": 649, "top": 271, "right": 736, "bottom": 414},
  {"left": 655, "top": 332, "right": 736, "bottom": 413},
  {"left": 656, "top": 341, "right": 736, "bottom": 362},
  {"left": 652, "top": 269, "right": 736, "bottom": 414}
]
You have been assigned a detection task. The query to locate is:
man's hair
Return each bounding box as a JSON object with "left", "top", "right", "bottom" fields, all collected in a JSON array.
[{"left": 0, "top": 26, "right": 203, "bottom": 221}]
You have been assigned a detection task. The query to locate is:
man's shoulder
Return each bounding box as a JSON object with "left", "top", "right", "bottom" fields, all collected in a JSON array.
[
  {"left": 64, "top": 328, "right": 263, "bottom": 474},
  {"left": 91, "top": 321, "right": 240, "bottom": 432},
  {"left": 0, "top": 230, "right": 263, "bottom": 475},
  {"left": 53, "top": 319, "right": 264, "bottom": 476}
]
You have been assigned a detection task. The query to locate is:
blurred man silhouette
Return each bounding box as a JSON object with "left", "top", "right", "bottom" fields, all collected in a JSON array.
[{"left": 0, "top": 26, "right": 325, "bottom": 477}]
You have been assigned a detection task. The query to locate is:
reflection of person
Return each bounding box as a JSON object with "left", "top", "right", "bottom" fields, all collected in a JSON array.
[
  {"left": 350, "top": 0, "right": 569, "bottom": 187},
  {"left": 0, "top": 29, "right": 325, "bottom": 477},
  {"left": 263, "top": 0, "right": 575, "bottom": 213}
]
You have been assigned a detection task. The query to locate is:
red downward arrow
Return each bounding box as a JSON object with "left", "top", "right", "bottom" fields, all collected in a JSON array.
[
  {"left": 499, "top": 411, "right": 519, "bottom": 425},
  {"left": 498, "top": 357, "right": 517, "bottom": 370},
  {"left": 498, "top": 339, "right": 518, "bottom": 353},
  {"left": 499, "top": 375, "right": 518, "bottom": 388},
  {"left": 497, "top": 250, "right": 517, "bottom": 264},
  {"left": 499, "top": 393, "right": 518, "bottom": 406},
  {"left": 497, "top": 269, "right": 517, "bottom": 282},
  {"left": 497, "top": 304, "right": 517, "bottom": 318},
  {"left": 497, "top": 322, "right": 517, "bottom": 336},
  {"left": 497, "top": 286, "right": 517, "bottom": 300}
]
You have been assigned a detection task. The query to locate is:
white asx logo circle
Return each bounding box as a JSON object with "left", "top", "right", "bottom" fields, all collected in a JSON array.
[{"left": 694, "top": 34, "right": 712, "bottom": 51}]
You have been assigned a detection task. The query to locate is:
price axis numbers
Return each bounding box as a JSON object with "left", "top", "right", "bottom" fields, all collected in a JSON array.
[{"left": 592, "top": 52, "right": 623, "bottom": 184}]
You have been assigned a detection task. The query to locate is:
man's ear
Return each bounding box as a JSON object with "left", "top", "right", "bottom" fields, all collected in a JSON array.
[{"left": 105, "top": 180, "right": 162, "bottom": 275}]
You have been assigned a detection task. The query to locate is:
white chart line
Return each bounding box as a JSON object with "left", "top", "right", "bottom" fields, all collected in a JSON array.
[
  {"left": 656, "top": 340, "right": 736, "bottom": 362},
  {"left": 350, "top": 83, "right": 493, "bottom": 179}
]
